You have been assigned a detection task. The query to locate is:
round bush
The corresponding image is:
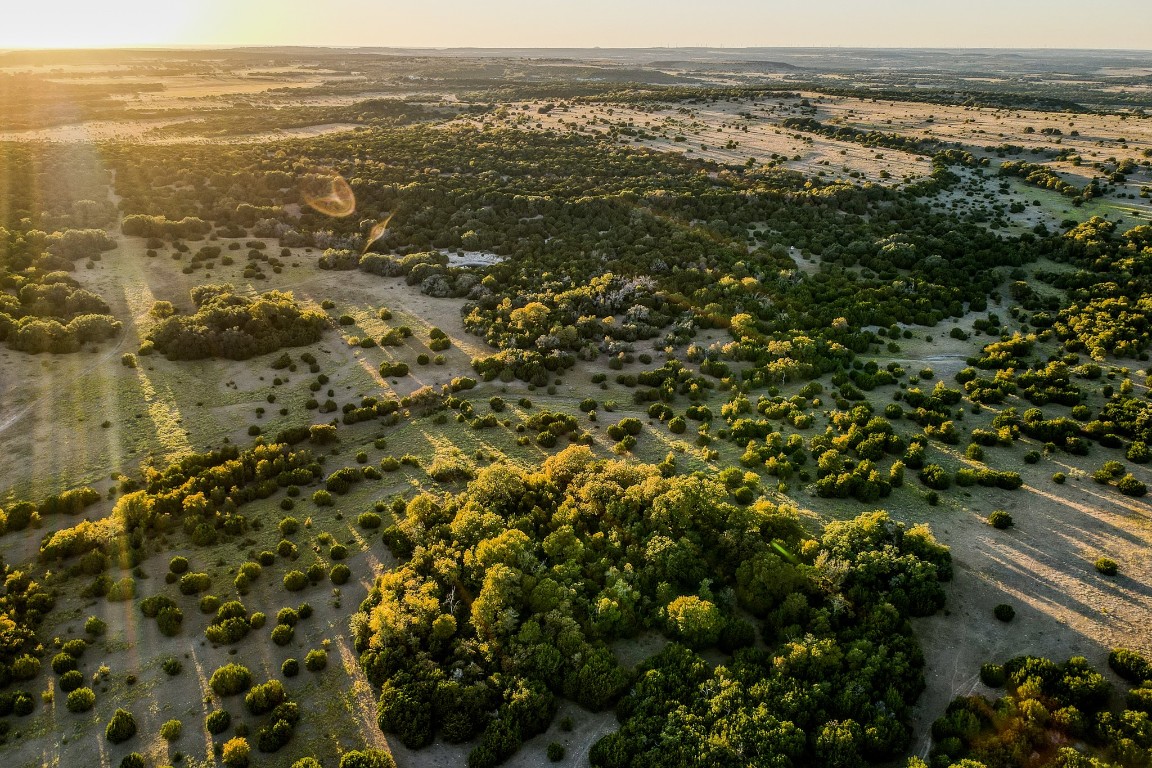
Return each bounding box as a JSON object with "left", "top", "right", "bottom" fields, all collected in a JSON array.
[
  {"left": 222, "top": 736, "right": 251, "bottom": 767},
  {"left": 169, "top": 556, "right": 189, "bottom": 574},
  {"left": 304, "top": 649, "right": 328, "bottom": 672},
  {"left": 271, "top": 624, "right": 295, "bottom": 646},
  {"left": 994, "top": 603, "right": 1016, "bottom": 622},
  {"left": 66, "top": 687, "right": 96, "bottom": 713},
  {"left": 548, "top": 742, "right": 565, "bottom": 762},
  {"left": 59, "top": 669, "right": 85, "bottom": 692},
  {"left": 330, "top": 543, "right": 348, "bottom": 560},
  {"left": 52, "top": 652, "right": 78, "bottom": 675},
  {"left": 157, "top": 606, "right": 184, "bottom": 636},
  {"left": 120, "top": 754, "right": 145, "bottom": 768},
  {"left": 1095, "top": 557, "right": 1120, "bottom": 576},
  {"left": 330, "top": 564, "right": 351, "bottom": 585},
  {"left": 339, "top": 750, "right": 396, "bottom": 768},
  {"left": 357, "top": 512, "right": 382, "bottom": 530},
  {"left": 162, "top": 656, "right": 183, "bottom": 676},
  {"left": 105, "top": 707, "right": 137, "bottom": 743},
  {"left": 987, "top": 510, "right": 1014, "bottom": 529},
  {"left": 12, "top": 691, "right": 34, "bottom": 716},
  {"left": 206, "top": 708, "right": 232, "bottom": 735},
  {"left": 1052, "top": 472, "right": 1067, "bottom": 484},
  {"left": 282, "top": 658, "right": 300, "bottom": 677},
  {"left": 283, "top": 571, "right": 308, "bottom": 592},
  {"left": 62, "top": 639, "right": 87, "bottom": 657},
  {"left": 209, "top": 663, "right": 253, "bottom": 696},
  {"left": 160, "top": 718, "right": 182, "bottom": 741}
]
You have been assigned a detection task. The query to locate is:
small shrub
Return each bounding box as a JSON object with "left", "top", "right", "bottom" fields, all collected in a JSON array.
[
  {"left": 283, "top": 571, "right": 308, "bottom": 592},
  {"left": 330, "top": 564, "right": 351, "bottom": 585},
  {"left": 105, "top": 708, "right": 137, "bottom": 743},
  {"left": 162, "top": 656, "right": 183, "bottom": 676},
  {"left": 1095, "top": 557, "right": 1119, "bottom": 576},
  {"left": 245, "top": 679, "right": 287, "bottom": 716},
  {"left": 281, "top": 658, "right": 300, "bottom": 677},
  {"left": 547, "top": 742, "right": 565, "bottom": 762},
  {"left": 304, "top": 649, "right": 328, "bottom": 672},
  {"left": 222, "top": 736, "right": 251, "bottom": 768},
  {"left": 271, "top": 624, "right": 295, "bottom": 646},
  {"left": 987, "top": 510, "right": 1014, "bottom": 529},
  {"left": 59, "top": 669, "right": 84, "bottom": 692},
  {"left": 357, "top": 511, "right": 382, "bottom": 529},
  {"left": 209, "top": 663, "right": 253, "bottom": 696},
  {"left": 66, "top": 687, "right": 96, "bottom": 713},
  {"left": 980, "top": 663, "right": 1007, "bottom": 688},
  {"left": 339, "top": 750, "right": 396, "bottom": 768},
  {"left": 206, "top": 709, "right": 232, "bottom": 735},
  {"left": 160, "top": 719, "right": 182, "bottom": 741},
  {"left": 1109, "top": 648, "right": 1152, "bottom": 682},
  {"left": 994, "top": 603, "right": 1016, "bottom": 622}
]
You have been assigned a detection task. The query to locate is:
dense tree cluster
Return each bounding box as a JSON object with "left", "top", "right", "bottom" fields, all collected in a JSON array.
[
  {"left": 106, "top": 121, "right": 1034, "bottom": 385},
  {"left": 148, "top": 284, "right": 327, "bottom": 360},
  {"left": 928, "top": 651, "right": 1152, "bottom": 768},
  {"left": 353, "top": 448, "right": 951, "bottom": 767}
]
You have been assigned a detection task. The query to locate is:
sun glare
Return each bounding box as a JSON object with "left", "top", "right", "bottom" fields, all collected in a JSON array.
[{"left": 3, "top": 1, "right": 202, "bottom": 49}]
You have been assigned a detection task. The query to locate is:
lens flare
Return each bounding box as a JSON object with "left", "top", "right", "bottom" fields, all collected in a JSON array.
[
  {"left": 299, "top": 168, "right": 356, "bottom": 218},
  {"left": 363, "top": 212, "right": 395, "bottom": 253}
]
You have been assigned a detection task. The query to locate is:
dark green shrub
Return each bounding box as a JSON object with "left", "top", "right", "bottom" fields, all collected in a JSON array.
[
  {"left": 980, "top": 663, "right": 1006, "bottom": 687},
  {"left": 330, "top": 564, "right": 351, "bottom": 585},
  {"left": 160, "top": 719, "right": 182, "bottom": 741},
  {"left": 66, "top": 687, "right": 96, "bottom": 713},
  {"left": 304, "top": 649, "right": 327, "bottom": 672},
  {"left": 1109, "top": 648, "right": 1152, "bottom": 682},
  {"left": 994, "top": 604, "right": 1016, "bottom": 622},
  {"left": 157, "top": 606, "right": 184, "bottom": 636},
  {"left": 1095, "top": 557, "right": 1119, "bottom": 576},
  {"left": 209, "top": 663, "right": 253, "bottom": 696},
  {"left": 206, "top": 709, "right": 232, "bottom": 735},
  {"left": 988, "top": 510, "right": 1013, "bottom": 529},
  {"left": 339, "top": 750, "right": 396, "bottom": 768},
  {"left": 245, "top": 679, "right": 287, "bottom": 715},
  {"left": 51, "top": 652, "right": 78, "bottom": 675},
  {"left": 105, "top": 708, "right": 137, "bottom": 743},
  {"left": 59, "top": 669, "right": 84, "bottom": 692},
  {"left": 283, "top": 571, "right": 308, "bottom": 591}
]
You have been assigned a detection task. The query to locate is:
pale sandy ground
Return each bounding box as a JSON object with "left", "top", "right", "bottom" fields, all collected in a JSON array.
[{"left": 480, "top": 95, "right": 1152, "bottom": 210}]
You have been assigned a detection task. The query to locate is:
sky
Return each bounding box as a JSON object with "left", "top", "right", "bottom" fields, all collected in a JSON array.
[{"left": 4, "top": 0, "right": 1151, "bottom": 50}]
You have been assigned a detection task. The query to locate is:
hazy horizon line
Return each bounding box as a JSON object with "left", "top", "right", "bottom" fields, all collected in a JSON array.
[{"left": 3, "top": 43, "right": 1152, "bottom": 54}]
